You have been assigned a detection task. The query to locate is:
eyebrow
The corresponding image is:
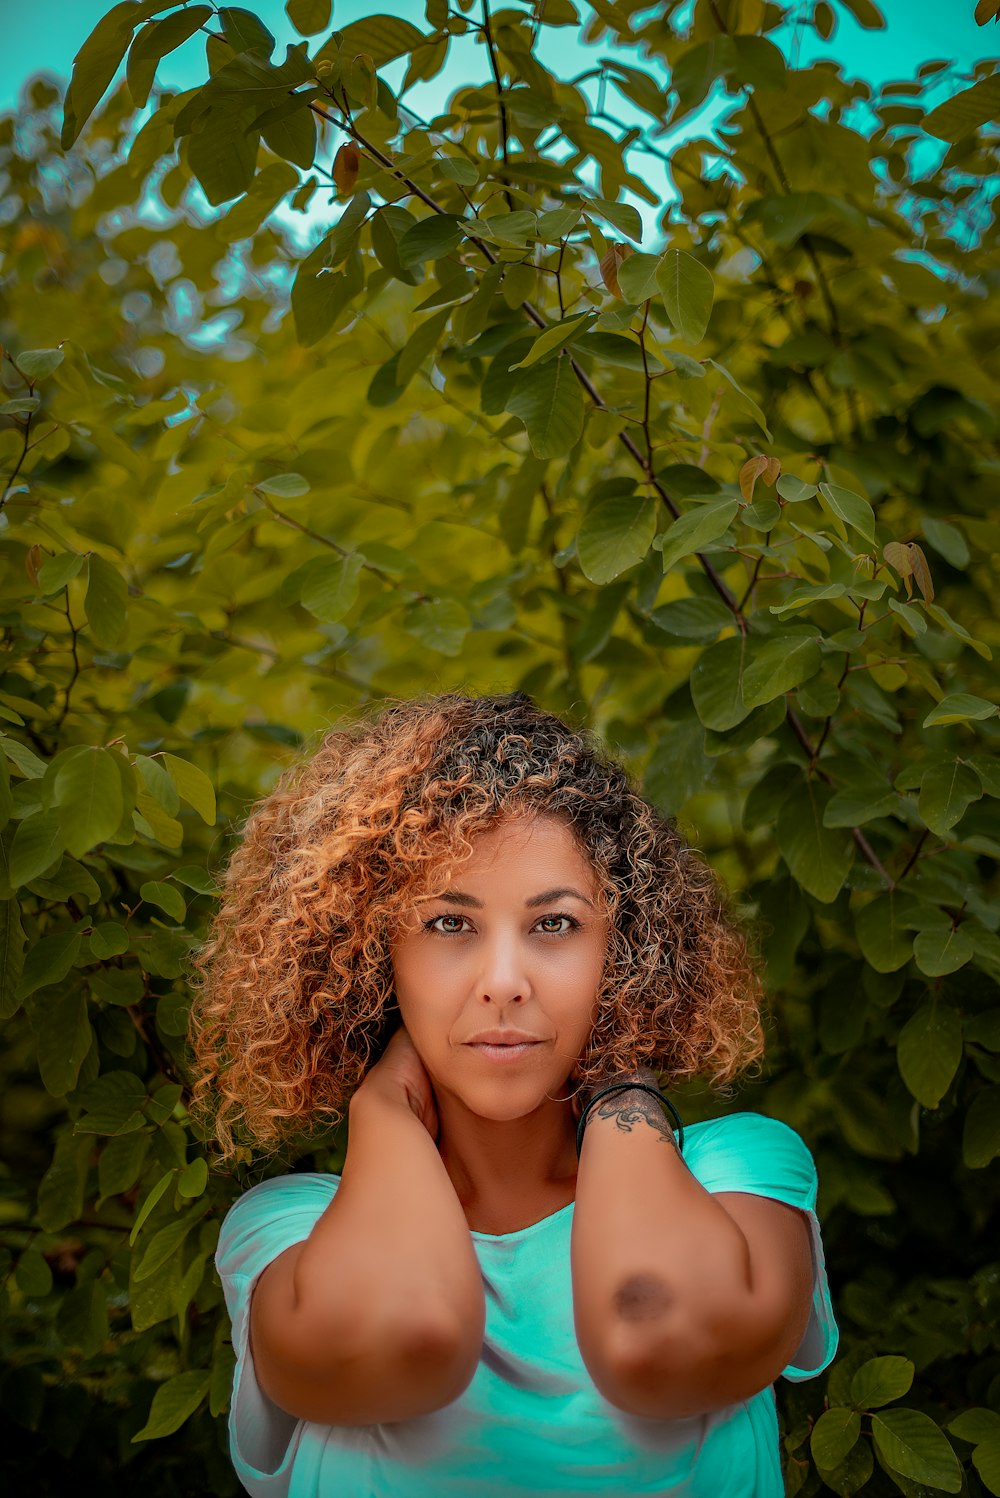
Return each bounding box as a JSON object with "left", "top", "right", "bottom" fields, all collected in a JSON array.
[{"left": 431, "top": 887, "right": 594, "bottom": 910}]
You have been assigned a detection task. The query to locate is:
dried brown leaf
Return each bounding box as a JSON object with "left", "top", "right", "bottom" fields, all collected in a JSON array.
[
  {"left": 739, "top": 454, "right": 769, "bottom": 503},
  {"left": 333, "top": 142, "right": 361, "bottom": 195},
  {"left": 599, "top": 242, "right": 632, "bottom": 299}
]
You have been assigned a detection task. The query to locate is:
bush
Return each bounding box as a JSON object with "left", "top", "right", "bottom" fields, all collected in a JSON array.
[{"left": 1, "top": 2, "right": 998, "bottom": 1491}]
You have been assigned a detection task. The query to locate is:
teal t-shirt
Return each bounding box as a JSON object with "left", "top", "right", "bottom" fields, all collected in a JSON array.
[{"left": 216, "top": 1112, "right": 838, "bottom": 1498}]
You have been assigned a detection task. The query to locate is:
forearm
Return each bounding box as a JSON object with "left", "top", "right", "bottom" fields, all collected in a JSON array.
[
  {"left": 248, "top": 1085, "right": 484, "bottom": 1424},
  {"left": 293, "top": 1089, "right": 485, "bottom": 1353},
  {"left": 570, "top": 1083, "right": 757, "bottom": 1416}
]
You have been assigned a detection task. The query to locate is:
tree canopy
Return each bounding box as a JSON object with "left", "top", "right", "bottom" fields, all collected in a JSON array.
[{"left": 1, "top": 0, "right": 999, "bottom": 1492}]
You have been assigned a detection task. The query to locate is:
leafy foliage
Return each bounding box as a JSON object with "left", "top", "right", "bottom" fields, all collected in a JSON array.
[{"left": 1, "top": 0, "right": 998, "bottom": 1492}]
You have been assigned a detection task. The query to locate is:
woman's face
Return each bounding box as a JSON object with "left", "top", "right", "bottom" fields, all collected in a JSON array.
[{"left": 389, "top": 813, "right": 610, "bottom": 1122}]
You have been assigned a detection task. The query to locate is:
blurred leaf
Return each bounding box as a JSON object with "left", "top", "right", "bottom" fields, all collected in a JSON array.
[
  {"left": 871, "top": 1408, "right": 962, "bottom": 1492},
  {"left": 132, "top": 1370, "right": 211, "bottom": 1442}
]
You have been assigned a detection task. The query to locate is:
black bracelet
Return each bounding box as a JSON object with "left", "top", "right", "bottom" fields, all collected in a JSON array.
[{"left": 575, "top": 1081, "right": 685, "bottom": 1158}]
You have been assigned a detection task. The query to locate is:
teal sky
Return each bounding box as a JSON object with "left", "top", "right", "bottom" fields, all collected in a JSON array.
[{"left": 4, "top": 0, "right": 997, "bottom": 117}]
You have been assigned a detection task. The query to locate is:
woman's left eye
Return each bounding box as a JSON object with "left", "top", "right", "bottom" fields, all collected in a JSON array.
[{"left": 535, "top": 914, "right": 577, "bottom": 935}]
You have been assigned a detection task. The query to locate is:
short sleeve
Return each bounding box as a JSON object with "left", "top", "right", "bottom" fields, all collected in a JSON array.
[
  {"left": 684, "top": 1113, "right": 839, "bottom": 1382},
  {"left": 215, "top": 1172, "right": 340, "bottom": 1497}
]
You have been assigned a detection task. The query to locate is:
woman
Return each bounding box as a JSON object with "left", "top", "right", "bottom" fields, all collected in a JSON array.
[{"left": 190, "top": 691, "right": 837, "bottom": 1498}]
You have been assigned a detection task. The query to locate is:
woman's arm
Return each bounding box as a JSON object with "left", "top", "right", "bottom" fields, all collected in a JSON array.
[
  {"left": 570, "top": 1076, "right": 813, "bottom": 1419},
  {"left": 249, "top": 1029, "right": 485, "bottom": 1425}
]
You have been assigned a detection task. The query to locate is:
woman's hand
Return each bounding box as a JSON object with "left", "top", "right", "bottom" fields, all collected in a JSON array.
[{"left": 356, "top": 1024, "right": 440, "bottom": 1139}]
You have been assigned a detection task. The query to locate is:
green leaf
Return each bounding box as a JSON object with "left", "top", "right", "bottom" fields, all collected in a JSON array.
[
  {"left": 947, "top": 1408, "right": 1000, "bottom": 1446},
  {"left": 963, "top": 1087, "right": 1000, "bottom": 1168},
  {"left": 912, "top": 926, "right": 974, "bottom": 978},
  {"left": 187, "top": 107, "right": 259, "bottom": 206},
  {"left": 506, "top": 355, "right": 585, "bottom": 458},
  {"left": 132, "top": 1370, "right": 211, "bottom": 1442},
  {"left": 705, "top": 359, "right": 771, "bottom": 439},
  {"left": 811, "top": 1407, "right": 862, "bottom": 1469},
  {"left": 871, "top": 1408, "right": 962, "bottom": 1493},
  {"left": 286, "top": 0, "right": 332, "bottom": 36},
  {"left": 918, "top": 759, "right": 981, "bottom": 835},
  {"left": 824, "top": 772, "right": 898, "bottom": 828},
  {"left": 32, "top": 988, "right": 92, "bottom": 1096},
  {"left": 585, "top": 197, "right": 643, "bottom": 242},
  {"left": 691, "top": 635, "right": 752, "bottom": 732},
  {"left": 73, "top": 1071, "right": 148, "bottom": 1135},
  {"left": 921, "top": 516, "right": 970, "bottom": 569},
  {"left": 818, "top": 483, "right": 877, "bottom": 544},
  {"left": 129, "top": 1170, "right": 179, "bottom": 1246},
  {"left": 402, "top": 599, "right": 471, "bottom": 657},
  {"left": 923, "top": 693, "right": 998, "bottom": 728},
  {"left": 16, "top": 348, "right": 65, "bottom": 381},
  {"left": 577, "top": 496, "right": 657, "bottom": 584},
  {"left": 162, "top": 755, "right": 216, "bottom": 826},
  {"left": 644, "top": 720, "right": 708, "bottom": 814},
  {"left": 54, "top": 747, "right": 124, "bottom": 859},
  {"left": 515, "top": 313, "right": 594, "bottom": 370},
  {"left": 16, "top": 930, "right": 82, "bottom": 1001},
  {"left": 924, "top": 74, "right": 1000, "bottom": 143},
  {"left": 135, "top": 1215, "right": 200, "bottom": 1282},
  {"left": 892, "top": 1000, "right": 964, "bottom": 1108},
  {"left": 257, "top": 472, "right": 310, "bottom": 497},
  {"left": 391, "top": 308, "right": 448, "bottom": 386},
  {"left": 659, "top": 498, "right": 739, "bottom": 575},
  {"left": 98, "top": 1132, "right": 151, "bottom": 1199},
  {"left": 776, "top": 781, "right": 854, "bottom": 903},
  {"left": 616, "top": 253, "right": 661, "bottom": 303},
  {"left": 647, "top": 597, "right": 732, "bottom": 642},
  {"left": 851, "top": 1356, "right": 914, "bottom": 1410},
  {"left": 178, "top": 1157, "right": 209, "bottom": 1199},
  {"left": 85, "top": 554, "right": 127, "bottom": 648},
  {"left": 9, "top": 810, "right": 65, "bottom": 889},
  {"left": 259, "top": 96, "right": 316, "bottom": 170},
  {"left": 741, "top": 632, "right": 821, "bottom": 709},
  {"left": 37, "top": 1130, "right": 92, "bottom": 1232},
  {"left": 299, "top": 554, "right": 364, "bottom": 623},
  {"left": 140, "top": 881, "right": 187, "bottom": 922},
  {"left": 127, "top": 7, "right": 212, "bottom": 110},
  {"left": 220, "top": 6, "right": 275, "bottom": 57},
  {"left": 61, "top": 2, "right": 138, "bottom": 149},
  {"left": 854, "top": 890, "right": 917, "bottom": 972},
  {"left": 36, "top": 551, "right": 85, "bottom": 595},
  {"left": 0, "top": 900, "right": 26, "bottom": 1021},
  {"left": 656, "top": 249, "right": 714, "bottom": 343},
  {"left": 438, "top": 156, "right": 478, "bottom": 185},
  {"left": 16, "top": 1248, "right": 54, "bottom": 1298},
  {"left": 398, "top": 214, "right": 464, "bottom": 268},
  {"left": 839, "top": 0, "right": 885, "bottom": 26},
  {"left": 776, "top": 475, "right": 818, "bottom": 503},
  {"left": 973, "top": 1433, "right": 1000, "bottom": 1497},
  {"left": 319, "top": 14, "right": 425, "bottom": 67}
]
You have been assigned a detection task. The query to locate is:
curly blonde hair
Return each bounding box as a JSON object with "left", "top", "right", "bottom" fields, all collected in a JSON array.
[{"left": 187, "top": 692, "right": 765, "bottom": 1160}]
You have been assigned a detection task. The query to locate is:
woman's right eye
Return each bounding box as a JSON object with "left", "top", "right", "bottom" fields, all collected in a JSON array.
[{"left": 427, "top": 914, "right": 469, "bottom": 934}]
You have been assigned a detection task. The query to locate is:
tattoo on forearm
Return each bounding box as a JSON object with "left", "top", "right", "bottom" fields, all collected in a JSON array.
[{"left": 590, "top": 1088, "right": 682, "bottom": 1153}]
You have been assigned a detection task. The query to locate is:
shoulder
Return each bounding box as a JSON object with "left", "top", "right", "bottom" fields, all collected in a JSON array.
[
  {"left": 682, "top": 1112, "right": 819, "bottom": 1212},
  {"left": 217, "top": 1172, "right": 340, "bottom": 1284}
]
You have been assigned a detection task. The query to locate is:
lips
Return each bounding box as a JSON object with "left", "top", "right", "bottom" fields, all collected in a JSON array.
[{"left": 464, "top": 1031, "right": 543, "bottom": 1047}]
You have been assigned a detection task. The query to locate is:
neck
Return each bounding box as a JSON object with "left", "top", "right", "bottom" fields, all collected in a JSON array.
[{"left": 435, "top": 1093, "right": 579, "bottom": 1231}]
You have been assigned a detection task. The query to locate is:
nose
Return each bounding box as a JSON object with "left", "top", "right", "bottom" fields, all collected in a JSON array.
[{"left": 476, "top": 930, "right": 531, "bottom": 1005}]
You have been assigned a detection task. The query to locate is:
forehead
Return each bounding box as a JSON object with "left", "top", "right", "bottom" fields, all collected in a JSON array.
[{"left": 438, "top": 813, "right": 597, "bottom": 885}]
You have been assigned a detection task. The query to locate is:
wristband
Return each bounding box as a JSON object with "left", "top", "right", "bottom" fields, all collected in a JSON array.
[{"left": 575, "top": 1081, "right": 684, "bottom": 1158}]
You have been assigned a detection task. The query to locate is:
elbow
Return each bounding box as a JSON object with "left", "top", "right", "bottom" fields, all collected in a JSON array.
[
  {"left": 255, "top": 1294, "right": 484, "bottom": 1427},
  {"left": 579, "top": 1292, "right": 780, "bottom": 1420}
]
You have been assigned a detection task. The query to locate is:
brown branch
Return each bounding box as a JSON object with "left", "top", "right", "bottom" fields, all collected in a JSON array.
[{"left": 481, "top": 0, "right": 514, "bottom": 210}]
